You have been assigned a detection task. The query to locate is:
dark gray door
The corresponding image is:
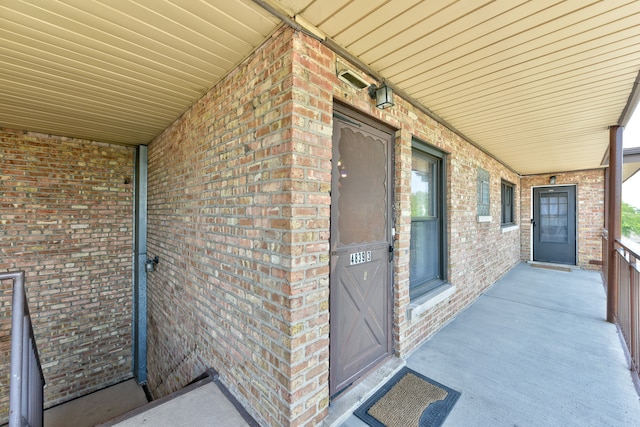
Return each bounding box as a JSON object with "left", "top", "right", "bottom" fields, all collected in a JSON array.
[
  {"left": 533, "top": 186, "right": 576, "bottom": 265},
  {"left": 330, "top": 107, "right": 393, "bottom": 397}
]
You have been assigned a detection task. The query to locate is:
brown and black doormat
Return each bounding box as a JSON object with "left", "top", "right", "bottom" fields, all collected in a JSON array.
[{"left": 354, "top": 367, "right": 461, "bottom": 427}]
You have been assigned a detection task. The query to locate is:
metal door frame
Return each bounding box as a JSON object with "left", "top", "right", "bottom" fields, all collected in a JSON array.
[{"left": 133, "top": 145, "right": 148, "bottom": 385}]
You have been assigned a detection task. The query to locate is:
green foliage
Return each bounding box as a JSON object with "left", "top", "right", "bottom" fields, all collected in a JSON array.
[
  {"left": 622, "top": 201, "right": 640, "bottom": 237},
  {"left": 411, "top": 191, "right": 429, "bottom": 217}
]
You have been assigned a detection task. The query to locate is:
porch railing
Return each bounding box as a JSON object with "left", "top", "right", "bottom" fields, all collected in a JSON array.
[
  {"left": 1, "top": 271, "right": 45, "bottom": 427},
  {"left": 614, "top": 239, "right": 640, "bottom": 372}
]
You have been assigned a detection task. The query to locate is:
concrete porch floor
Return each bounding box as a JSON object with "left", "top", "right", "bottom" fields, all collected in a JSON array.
[
  {"left": 38, "top": 262, "right": 640, "bottom": 426},
  {"left": 338, "top": 262, "right": 640, "bottom": 426}
]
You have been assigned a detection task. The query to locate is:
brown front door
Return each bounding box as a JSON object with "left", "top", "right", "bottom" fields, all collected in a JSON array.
[{"left": 329, "top": 105, "right": 394, "bottom": 397}]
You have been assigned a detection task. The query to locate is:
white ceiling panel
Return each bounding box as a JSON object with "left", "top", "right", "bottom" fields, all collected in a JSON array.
[
  {"left": 0, "top": 0, "right": 280, "bottom": 145},
  {"left": 277, "top": 0, "right": 640, "bottom": 174},
  {"left": 1, "top": 0, "right": 639, "bottom": 175}
]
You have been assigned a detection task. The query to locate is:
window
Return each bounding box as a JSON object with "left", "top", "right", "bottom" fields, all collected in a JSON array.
[
  {"left": 501, "top": 181, "right": 515, "bottom": 225},
  {"left": 477, "top": 168, "right": 490, "bottom": 217},
  {"left": 410, "top": 141, "right": 447, "bottom": 300}
]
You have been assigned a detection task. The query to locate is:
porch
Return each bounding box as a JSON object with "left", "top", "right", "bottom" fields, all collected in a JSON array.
[
  {"left": 3, "top": 2, "right": 640, "bottom": 425},
  {"left": 38, "top": 261, "right": 638, "bottom": 426},
  {"left": 336, "top": 262, "right": 640, "bottom": 426},
  {"left": 40, "top": 261, "right": 640, "bottom": 426}
]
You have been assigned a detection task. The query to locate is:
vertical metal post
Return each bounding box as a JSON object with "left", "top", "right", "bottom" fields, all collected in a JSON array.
[
  {"left": 133, "top": 145, "right": 148, "bottom": 384},
  {"left": 603, "top": 168, "right": 610, "bottom": 288},
  {"left": 630, "top": 254, "right": 637, "bottom": 370},
  {"left": 21, "top": 316, "right": 29, "bottom": 422},
  {"left": 8, "top": 271, "right": 25, "bottom": 427},
  {"left": 4, "top": 270, "right": 44, "bottom": 427},
  {"left": 607, "top": 126, "right": 623, "bottom": 323}
]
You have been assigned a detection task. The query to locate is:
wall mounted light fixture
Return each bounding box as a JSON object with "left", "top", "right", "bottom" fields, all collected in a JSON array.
[
  {"left": 145, "top": 255, "right": 159, "bottom": 272},
  {"left": 369, "top": 83, "right": 394, "bottom": 109},
  {"left": 549, "top": 175, "right": 557, "bottom": 185}
]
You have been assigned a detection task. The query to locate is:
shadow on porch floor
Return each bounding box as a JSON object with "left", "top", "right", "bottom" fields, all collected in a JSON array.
[
  {"left": 42, "top": 370, "right": 258, "bottom": 427},
  {"left": 43, "top": 379, "right": 148, "bottom": 427},
  {"left": 337, "top": 262, "right": 640, "bottom": 426}
]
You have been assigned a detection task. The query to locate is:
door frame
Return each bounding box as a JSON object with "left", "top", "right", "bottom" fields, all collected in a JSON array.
[
  {"left": 329, "top": 102, "right": 395, "bottom": 398},
  {"left": 529, "top": 184, "right": 578, "bottom": 264}
]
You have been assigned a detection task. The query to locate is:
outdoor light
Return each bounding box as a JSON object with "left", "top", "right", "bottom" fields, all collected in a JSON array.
[
  {"left": 369, "top": 83, "right": 394, "bottom": 109},
  {"left": 549, "top": 175, "right": 557, "bottom": 185},
  {"left": 145, "top": 255, "right": 159, "bottom": 272}
]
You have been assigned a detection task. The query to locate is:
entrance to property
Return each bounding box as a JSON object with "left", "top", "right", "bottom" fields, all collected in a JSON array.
[
  {"left": 533, "top": 186, "right": 576, "bottom": 265},
  {"left": 329, "top": 105, "right": 394, "bottom": 397}
]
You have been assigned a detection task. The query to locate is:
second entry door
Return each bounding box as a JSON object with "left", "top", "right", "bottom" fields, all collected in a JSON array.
[
  {"left": 533, "top": 186, "right": 576, "bottom": 265},
  {"left": 329, "top": 107, "right": 394, "bottom": 397}
]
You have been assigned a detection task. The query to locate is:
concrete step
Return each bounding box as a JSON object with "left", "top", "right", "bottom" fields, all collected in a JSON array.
[{"left": 101, "top": 370, "right": 259, "bottom": 427}]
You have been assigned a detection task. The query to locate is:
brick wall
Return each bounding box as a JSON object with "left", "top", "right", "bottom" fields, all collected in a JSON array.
[
  {"left": 0, "top": 128, "right": 134, "bottom": 420},
  {"left": 0, "top": 27, "right": 606, "bottom": 427},
  {"left": 326, "top": 58, "right": 522, "bottom": 357},
  {"left": 146, "top": 27, "right": 523, "bottom": 426},
  {"left": 146, "top": 27, "right": 332, "bottom": 426},
  {"left": 396, "top": 136, "right": 522, "bottom": 354},
  {"left": 521, "top": 170, "right": 605, "bottom": 269}
]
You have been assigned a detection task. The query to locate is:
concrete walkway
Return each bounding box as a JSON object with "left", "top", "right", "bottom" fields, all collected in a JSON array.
[
  {"left": 53, "top": 263, "right": 640, "bottom": 426},
  {"left": 340, "top": 262, "right": 640, "bottom": 426}
]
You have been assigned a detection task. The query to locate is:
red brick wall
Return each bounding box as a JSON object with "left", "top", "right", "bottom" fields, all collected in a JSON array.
[
  {"left": 0, "top": 128, "right": 134, "bottom": 419},
  {"left": 521, "top": 170, "right": 605, "bottom": 269}
]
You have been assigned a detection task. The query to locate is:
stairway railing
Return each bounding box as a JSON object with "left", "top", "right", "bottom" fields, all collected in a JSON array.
[{"left": 1, "top": 271, "right": 45, "bottom": 427}]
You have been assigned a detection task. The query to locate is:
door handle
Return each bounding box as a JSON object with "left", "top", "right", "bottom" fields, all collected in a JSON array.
[
  {"left": 388, "top": 244, "right": 394, "bottom": 262},
  {"left": 531, "top": 219, "right": 536, "bottom": 226}
]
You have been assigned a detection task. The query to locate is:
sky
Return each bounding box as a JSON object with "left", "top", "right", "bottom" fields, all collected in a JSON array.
[{"left": 623, "top": 106, "right": 640, "bottom": 209}]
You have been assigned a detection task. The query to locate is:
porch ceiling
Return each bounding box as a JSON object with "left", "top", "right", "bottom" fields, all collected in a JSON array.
[{"left": 1, "top": 1, "right": 639, "bottom": 176}]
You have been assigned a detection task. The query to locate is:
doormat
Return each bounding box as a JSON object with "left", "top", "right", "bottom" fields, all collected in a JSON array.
[
  {"left": 530, "top": 263, "right": 572, "bottom": 272},
  {"left": 354, "top": 367, "right": 460, "bottom": 427}
]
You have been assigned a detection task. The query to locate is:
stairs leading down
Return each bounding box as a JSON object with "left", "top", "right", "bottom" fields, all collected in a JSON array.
[
  {"left": 43, "top": 379, "right": 148, "bottom": 427},
  {"left": 100, "top": 369, "right": 260, "bottom": 427}
]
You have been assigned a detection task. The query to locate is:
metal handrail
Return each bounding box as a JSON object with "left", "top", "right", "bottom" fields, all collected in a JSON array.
[
  {"left": 613, "top": 239, "right": 640, "bottom": 372},
  {"left": 1, "top": 271, "right": 45, "bottom": 427},
  {"left": 616, "top": 238, "right": 640, "bottom": 263}
]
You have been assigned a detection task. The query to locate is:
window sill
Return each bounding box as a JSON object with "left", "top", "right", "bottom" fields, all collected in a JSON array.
[
  {"left": 477, "top": 215, "right": 492, "bottom": 223},
  {"left": 501, "top": 224, "right": 519, "bottom": 233},
  {"left": 407, "top": 283, "right": 457, "bottom": 322}
]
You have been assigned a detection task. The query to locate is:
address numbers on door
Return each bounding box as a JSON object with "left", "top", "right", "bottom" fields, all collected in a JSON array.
[{"left": 350, "top": 251, "right": 372, "bottom": 265}]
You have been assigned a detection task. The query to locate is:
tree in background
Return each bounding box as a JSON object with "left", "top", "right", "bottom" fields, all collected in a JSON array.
[{"left": 622, "top": 201, "right": 640, "bottom": 237}]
